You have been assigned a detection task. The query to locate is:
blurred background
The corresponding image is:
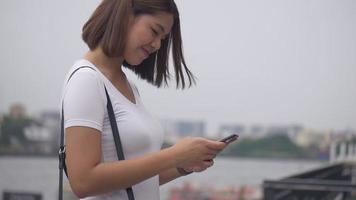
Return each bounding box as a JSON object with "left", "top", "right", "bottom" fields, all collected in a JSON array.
[{"left": 0, "top": 0, "right": 355, "bottom": 199}]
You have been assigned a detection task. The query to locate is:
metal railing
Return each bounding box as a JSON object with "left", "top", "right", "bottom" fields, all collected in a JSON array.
[{"left": 263, "top": 162, "right": 356, "bottom": 200}]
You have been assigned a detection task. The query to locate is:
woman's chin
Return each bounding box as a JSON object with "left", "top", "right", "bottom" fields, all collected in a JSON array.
[{"left": 126, "top": 59, "right": 145, "bottom": 66}]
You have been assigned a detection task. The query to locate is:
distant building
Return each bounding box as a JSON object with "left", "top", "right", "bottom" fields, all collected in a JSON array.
[
  {"left": 250, "top": 124, "right": 264, "bottom": 136},
  {"left": 218, "top": 123, "right": 303, "bottom": 139},
  {"left": 0, "top": 103, "right": 32, "bottom": 148},
  {"left": 161, "top": 119, "right": 206, "bottom": 142},
  {"left": 218, "top": 124, "right": 246, "bottom": 138},
  {"left": 37, "top": 110, "right": 61, "bottom": 154},
  {"left": 329, "top": 132, "right": 356, "bottom": 163},
  {"left": 331, "top": 129, "right": 356, "bottom": 141},
  {"left": 9, "top": 103, "right": 26, "bottom": 119},
  {"left": 24, "top": 125, "right": 54, "bottom": 154},
  {"left": 40, "top": 111, "right": 60, "bottom": 127},
  {"left": 266, "top": 125, "right": 303, "bottom": 139},
  {"left": 176, "top": 121, "right": 205, "bottom": 137},
  {"left": 0, "top": 106, "right": 60, "bottom": 155},
  {"left": 295, "top": 129, "right": 332, "bottom": 150}
]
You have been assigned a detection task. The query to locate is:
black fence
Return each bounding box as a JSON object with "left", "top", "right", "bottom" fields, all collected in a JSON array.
[
  {"left": 3, "top": 191, "right": 42, "bottom": 200},
  {"left": 263, "top": 162, "right": 356, "bottom": 200}
]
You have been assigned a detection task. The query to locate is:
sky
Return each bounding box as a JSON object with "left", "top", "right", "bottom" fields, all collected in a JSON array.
[{"left": 0, "top": 0, "right": 355, "bottom": 134}]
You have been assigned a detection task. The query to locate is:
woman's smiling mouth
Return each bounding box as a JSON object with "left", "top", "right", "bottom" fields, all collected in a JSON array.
[{"left": 141, "top": 47, "right": 150, "bottom": 58}]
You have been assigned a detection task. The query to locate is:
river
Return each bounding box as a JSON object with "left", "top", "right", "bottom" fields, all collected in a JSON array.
[{"left": 0, "top": 156, "right": 325, "bottom": 200}]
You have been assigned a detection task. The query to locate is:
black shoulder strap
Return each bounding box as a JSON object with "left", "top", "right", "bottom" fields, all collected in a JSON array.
[
  {"left": 104, "top": 87, "right": 135, "bottom": 200},
  {"left": 58, "top": 66, "right": 135, "bottom": 200}
]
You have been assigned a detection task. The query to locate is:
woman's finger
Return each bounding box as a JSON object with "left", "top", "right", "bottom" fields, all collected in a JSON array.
[
  {"left": 203, "top": 154, "right": 216, "bottom": 161},
  {"left": 206, "top": 140, "right": 227, "bottom": 151},
  {"left": 203, "top": 159, "right": 214, "bottom": 168}
]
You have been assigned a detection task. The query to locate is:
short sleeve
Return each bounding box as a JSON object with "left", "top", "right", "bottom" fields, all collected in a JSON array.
[{"left": 63, "top": 69, "right": 106, "bottom": 132}]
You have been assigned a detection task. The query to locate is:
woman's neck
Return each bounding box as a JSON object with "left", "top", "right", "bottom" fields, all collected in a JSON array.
[{"left": 84, "top": 47, "right": 126, "bottom": 81}]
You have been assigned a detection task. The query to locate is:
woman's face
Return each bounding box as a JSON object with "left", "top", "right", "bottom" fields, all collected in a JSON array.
[{"left": 124, "top": 12, "right": 174, "bottom": 66}]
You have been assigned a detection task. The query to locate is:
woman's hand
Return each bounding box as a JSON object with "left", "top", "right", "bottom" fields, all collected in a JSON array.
[
  {"left": 180, "top": 160, "right": 215, "bottom": 173},
  {"left": 169, "top": 137, "right": 227, "bottom": 170}
]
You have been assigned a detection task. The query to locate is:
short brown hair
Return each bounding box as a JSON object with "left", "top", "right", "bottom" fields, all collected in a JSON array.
[{"left": 82, "top": 0, "right": 195, "bottom": 89}]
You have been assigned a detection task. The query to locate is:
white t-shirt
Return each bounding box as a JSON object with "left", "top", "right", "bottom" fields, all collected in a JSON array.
[{"left": 61, "top": 59, "right": 164, "bottom": 200}]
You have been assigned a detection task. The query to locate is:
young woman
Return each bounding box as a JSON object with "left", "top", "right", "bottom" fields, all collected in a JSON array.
[{"left": 61, "top": 0, "right": 227, "bottom": 199}]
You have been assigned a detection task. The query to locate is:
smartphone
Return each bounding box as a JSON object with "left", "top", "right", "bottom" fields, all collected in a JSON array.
[
  {"left": 219, "top": 134, "right": 239, "bottom": 144},
  {"left": 203, "top": 134, "right": 239, "bottom": 162}
]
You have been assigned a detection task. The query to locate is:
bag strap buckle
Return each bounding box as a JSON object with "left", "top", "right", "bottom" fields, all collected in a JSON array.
[{"left": 58, "top": 146, "right": 66, "bottom": 169}]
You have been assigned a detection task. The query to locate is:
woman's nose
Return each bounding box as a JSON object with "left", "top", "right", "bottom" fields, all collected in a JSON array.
[{"left": 151, "top": 38, "right": 161, "bottom": 51}]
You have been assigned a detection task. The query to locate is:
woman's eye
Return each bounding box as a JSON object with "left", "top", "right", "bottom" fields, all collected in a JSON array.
[{"left": 151, "top": 28, "right": 159, "bottom": 36}]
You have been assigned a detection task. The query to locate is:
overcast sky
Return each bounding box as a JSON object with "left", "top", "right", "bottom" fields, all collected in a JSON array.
[{"left": 0, "top": 0, "right": 355, "bottom": 133}]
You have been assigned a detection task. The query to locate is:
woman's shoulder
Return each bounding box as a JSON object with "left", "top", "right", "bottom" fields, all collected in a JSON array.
[
  {"left": 66, "top": 59, "right": 100, "bottom": 81},
  {"left": 63, "top": 59, "right": 106, "bottom": 101}
]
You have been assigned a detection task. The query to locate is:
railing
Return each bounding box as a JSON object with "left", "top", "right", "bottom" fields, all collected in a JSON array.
[
  {"left": 330, "top": 137, "right": 356, "bottom": 163},
  {"left": 3, "top": 191, "right": 42, "bottom": 200},
  {"left": 263, "top": 162, "right": 356, "bottom": 200}
]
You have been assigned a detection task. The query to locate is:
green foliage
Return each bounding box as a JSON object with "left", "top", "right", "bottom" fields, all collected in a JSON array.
[
  {"left": 221, "top": 134, "right": 310, "bottom": 159},
  {"left": 162, "top": 134, "right": 322, "bottom": 160},
  {"left": 0, "top": 115, "right": 33, "bottom": 147}
]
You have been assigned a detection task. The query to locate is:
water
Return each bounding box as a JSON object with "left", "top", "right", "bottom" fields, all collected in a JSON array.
[
  {"left": 0, "top": 157, "right": 59, "bottom": 200},
  {"left": 0, "top": 157, "right": 325, "bottom": 200}
]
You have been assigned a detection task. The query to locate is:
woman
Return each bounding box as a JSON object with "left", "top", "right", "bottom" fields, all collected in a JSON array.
[{"left": 61, "top": 0, "right": 227, "bottom": 199}]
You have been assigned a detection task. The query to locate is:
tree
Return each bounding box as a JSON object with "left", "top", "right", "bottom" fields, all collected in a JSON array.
[{"left": 0, "top": 115, "right": 32, "bottom": 148}]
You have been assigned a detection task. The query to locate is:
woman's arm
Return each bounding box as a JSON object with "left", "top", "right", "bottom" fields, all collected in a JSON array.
[
  {"left": 66, "top": 126, "right": 176, "bottom": 198},
  {"left": 159, "top": 160, "right": 215, "bottom": 185},
  {"left": 66, "top": 126, "right": 225, "bottom": 198},
  {"left": 159, "top": 168, "right": 183, "bottom": 185}
]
